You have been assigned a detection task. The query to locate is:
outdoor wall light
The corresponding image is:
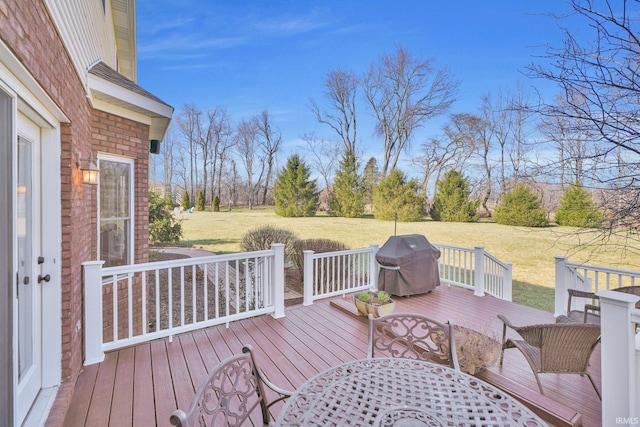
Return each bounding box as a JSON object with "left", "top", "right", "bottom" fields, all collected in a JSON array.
[{"left": 80, "top": 159, "right": 99, "bottom": 185}]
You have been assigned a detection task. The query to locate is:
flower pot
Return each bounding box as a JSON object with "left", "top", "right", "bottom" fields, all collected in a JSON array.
[{"left": 352, "top": 292, "right": 395, "bottom": 318}]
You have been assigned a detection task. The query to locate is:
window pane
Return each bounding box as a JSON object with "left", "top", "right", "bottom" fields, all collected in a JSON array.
[
  {"left": 99, "top": 158, "right": 132, "bottom": 267},
  {"left": 100, "top": 161, "right": 130, "bottom": 219},
  {"left": 100, "top": 219, "right": 130, "bottom": 267}
]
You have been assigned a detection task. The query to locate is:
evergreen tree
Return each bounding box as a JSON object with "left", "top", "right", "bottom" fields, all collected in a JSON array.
[
  {"left": 555, "top": 183, "right": 603, "bottom": 228},
  {"left": 149, "top": 189, "right": 182, "bottom": 244},
  {"left": 212, "top": 195, "right": 220, "bottom": 212},
  {"left": 273, "top": 154, "right": 319, "bottom": 217},
  {"left": 430, "top": 169, "right": 480, "bottom": 222},
  {"left": 327, "top": 151, "right": 366, "bottom": 218},
  {"left": 373, "top": 168, "right": 424, "bottom": 221},
  {"left": 196, "top": 190, "right": 205, "bottom": 211},
  {"left": 363, "top": 157, "right": 380, "bottom": 210},
  {"left": 494, "top": 184, "right": 548, "bottom": 227},
  {"left": 181, "top": 191, "right": 191, "bottom": 210}
]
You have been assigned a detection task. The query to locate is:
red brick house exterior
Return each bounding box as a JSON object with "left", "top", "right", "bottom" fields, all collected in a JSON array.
[{"left": 0, "top": 1, "right": 173, "bottom": 425}]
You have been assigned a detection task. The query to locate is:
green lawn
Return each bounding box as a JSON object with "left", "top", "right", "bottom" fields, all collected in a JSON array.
[{"left": 176, "top": 208, "right": 640, "bottom": 312}]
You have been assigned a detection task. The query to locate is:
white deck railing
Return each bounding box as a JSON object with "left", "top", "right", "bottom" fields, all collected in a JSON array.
[
  {"left": 554, "top": 256, "right": 640, "bottom": 317},
  {"left": 82, "top": 244, "right": 285, "bottom": 365},
  {"left": 302, "top": 244, "right": 379, "bottom": 305},
  {"left": 598, "top": 291, "right": 640, "bottom": 425},
  {"left": 437, "top": 245, "right": 513, "bottom": 301},
  {"left": 303, "top": 243, "right": 513, "bottom": 303}
]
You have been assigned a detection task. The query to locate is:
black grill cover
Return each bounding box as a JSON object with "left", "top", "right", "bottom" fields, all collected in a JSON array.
[{"left": 376, "top": 234, "right": 441, "bottom": 296}]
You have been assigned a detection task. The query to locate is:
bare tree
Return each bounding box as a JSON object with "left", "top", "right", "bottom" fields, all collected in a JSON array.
[
  {"left": 254, "top": 110, "right": 281, "bottom": 205},
  {"left": 363, "top": 45, "right": 460, "bottom": 176},
  {"left": 176, "top": 103, "right": 201, "bottom": 201},
  {"left": 310, "top": 68, "right": 359, "bottom": 154},
  {"left": 301, "top": 132, "right": 340, "bottom": 190},
  {"left": 235, "top": 119, "right": 263, "bottom": 209},
  {"left": 205, "top": 107, "right": 234, "bottom": 202},
  {"left": 529, "top": 0, "right": 640, "bottom": 239}
]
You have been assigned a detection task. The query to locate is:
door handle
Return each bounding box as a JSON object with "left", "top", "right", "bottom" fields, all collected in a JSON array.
[{"left": 38, "top": 274, "right": 51, "bottom": 283}]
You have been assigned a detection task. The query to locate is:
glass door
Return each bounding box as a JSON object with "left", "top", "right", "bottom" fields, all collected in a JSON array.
[{"left": 16, "top": 119, "right": 42, "bottom": 424}]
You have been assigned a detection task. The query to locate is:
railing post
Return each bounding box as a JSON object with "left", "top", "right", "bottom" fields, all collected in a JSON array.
[
  {"left": 83, "top": 260, "right": 105, "bottom": 366},
  {"left": 473, "top": 247, "right": 485, "bottom": 297},
  {"left": 271, "top": 243, "right": 285, "bottom": 318},
  {"left": 597, "top": 290, "right": 640, "bottom": 425},
  {"left": 554, "top": 256, "right": 568, "bottom": 317},
  {"left": 502, "top": 262, "right": 513, "bottom": 301},
  {"left": 303, "top": 250, "right": 315, "bottom": 306},
  {"left": 369, "top": 244, "right": 379, "bottom": 291}
]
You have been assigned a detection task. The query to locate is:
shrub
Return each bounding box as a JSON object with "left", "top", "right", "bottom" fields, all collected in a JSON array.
[
  {"left": 240, "top": 225, "right": 299, "bottom": 261},
  {"left": 212, "top": 195, "right": 220, "bottom": 212},
  {"left": 273, "top": 154, "right": 320, "bottom": 217},
  {"left": 430, "top": 169, "right": 479, "bottom": 222},
  {"left": 196, "top": 190, "right": 205, "bottom": 211},
  {"left": 555, "top": 184, "right": 603, "bottom": 228},
  {"left": 494, "top": 184, "right": 548, "bottom": 227},
  {"left": 373, "top": 169, "right": 424, "bottom": 221},
  {"left": 149, "top": 189, "right": 182, "bottom": 244},
  {"left": 290, "top": 238, "right": 348, "bottom": 277},
  {"left": 181, "top": 191, "right": 190, "bottom": 210}
]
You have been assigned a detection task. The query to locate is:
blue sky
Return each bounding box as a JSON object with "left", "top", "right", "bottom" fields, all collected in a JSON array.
[{"left": 136, "top": 1, "right": 575, "bottom": 163}]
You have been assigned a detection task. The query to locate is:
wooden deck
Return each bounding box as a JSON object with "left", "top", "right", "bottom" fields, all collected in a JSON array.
[{"left": 60, "top": 285, "right": 601, "bottom": 426}]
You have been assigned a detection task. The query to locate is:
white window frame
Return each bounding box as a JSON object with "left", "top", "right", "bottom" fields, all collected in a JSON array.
[{"left": 97, "top": 153, "right": 135, "bottom": 267}]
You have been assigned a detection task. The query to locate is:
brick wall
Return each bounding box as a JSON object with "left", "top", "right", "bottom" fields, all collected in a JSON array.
[{"left": 0, "top": 1, "right": 152, "bottom": 425}]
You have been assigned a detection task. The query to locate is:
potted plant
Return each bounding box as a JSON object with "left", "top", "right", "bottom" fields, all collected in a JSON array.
[{"left": 352, "top": 291, "right": 395, "bottom": 318}]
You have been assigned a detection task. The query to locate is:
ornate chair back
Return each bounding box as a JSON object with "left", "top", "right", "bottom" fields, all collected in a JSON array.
[
  {"left": 170, "top": 345, "right": 291, "bottom": 427},
  {"left": 368, "top": 312, "right": 460, "bottom": 371}
]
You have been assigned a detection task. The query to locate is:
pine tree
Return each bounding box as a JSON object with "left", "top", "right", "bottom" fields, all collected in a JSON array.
[
  {"left": 180, "top": 191, "right": 191, "bottom": 210},
  {"left": 555, "top": 183, "right": 602, "bottom": 228},
  {"left": 373, "top": 168, "right": 424, "bottom": 221},
  {"left": 362, "top": 157, "right": 380, "bottom": 210},
  {"left": 327, "top": 151, "right": 366, "bottom": 218},
  {"left": 494, "top": 184, "right": 548, "bottom": 227},
  {"left": 196, "top": 190, "right": 205, "bottom": 211},
  {"left": 273, "top": 154, "right": 319, "bottom": 217},
  {"left": 430, "top": 169, "right": 479, "bottom": 222}
]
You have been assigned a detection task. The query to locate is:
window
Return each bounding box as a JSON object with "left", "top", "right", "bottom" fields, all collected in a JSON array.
[{"left": 98, "top": 155, "right": 134, "bottom": 267}]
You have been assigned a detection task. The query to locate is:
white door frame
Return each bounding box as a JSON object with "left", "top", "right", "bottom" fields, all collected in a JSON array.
[{"left": 1, "top": 40, "right": 64, "bottom": 426}]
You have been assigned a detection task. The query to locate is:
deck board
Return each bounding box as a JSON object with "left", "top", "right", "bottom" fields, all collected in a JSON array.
[{"left": 61, "top": 285, "right": 602, "bottom": 427}]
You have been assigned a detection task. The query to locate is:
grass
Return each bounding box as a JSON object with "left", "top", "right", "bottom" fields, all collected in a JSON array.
[{"left": 175, "top": 208, "right": 640, "bottom": 312}]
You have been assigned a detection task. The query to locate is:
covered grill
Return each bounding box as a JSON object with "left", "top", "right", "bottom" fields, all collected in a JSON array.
[{"left": 376, "top": 234, "right": 441, "bottom": 296}]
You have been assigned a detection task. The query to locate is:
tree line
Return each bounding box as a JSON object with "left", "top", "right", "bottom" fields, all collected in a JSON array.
[{"left": 150, "top": 0, "right": 640, "bottom": 239}]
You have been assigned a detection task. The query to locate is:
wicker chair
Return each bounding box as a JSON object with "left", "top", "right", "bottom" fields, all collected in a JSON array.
[
  {"left": 368, "top": 312, "right": 460, "bottom": 371},
  {"left": 557, "top": 286, "right": 640, "bottom": 324},
  {"left": 169, "top": 344, "right": 292, "bottom": 427},
  {"left": 498, "top": 314, "right": 601, "bottom": 399}
]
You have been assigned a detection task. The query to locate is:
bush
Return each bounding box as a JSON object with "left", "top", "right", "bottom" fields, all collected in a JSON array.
[
  {"left": 290, "top": 238, "right": 348, "bottom": 278},
  {"left": 430, "top": 169, "right": 480, "bottom": 222},
  {"left": 212, "top": 195, "right": 220, "bottom": 212},
  {"left": 196, "top": 190, "right": 205, "bottom": 211},
  {"left": 555, "top": 184, "right": 603, "bottom": 228},
  {"left": 240, "top": 225, "right": 299, "bottom": 261},
  {"left": 273, "top": 154, "right": 320, "bottom": 217},
  {"left": 181, "top": 191, "right": 191, "bottom": 210},
  {"left": 149, "top": 189, "right": 182, "bottom": 244},
  {"left": 494, "top": 184, "right": 548, "bottom": 227},
  {"left": 373, "top": 169, "right": 424, "bottom": 221}
]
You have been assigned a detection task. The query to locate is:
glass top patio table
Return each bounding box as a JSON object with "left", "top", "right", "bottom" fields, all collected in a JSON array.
[{"left": 273, "top": 358, "right": 547, "bottom": 426}]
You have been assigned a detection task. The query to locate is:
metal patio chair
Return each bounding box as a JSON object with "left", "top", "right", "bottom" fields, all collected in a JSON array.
[
  {"left": 170, "top": 344, "right": 292, "bottom": 427},
  {"left": 368, "top": 312, "right": 461, "bottom": 371},
  {"left": 498, "top": 314, "right": 601, "bottom": 399}
]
